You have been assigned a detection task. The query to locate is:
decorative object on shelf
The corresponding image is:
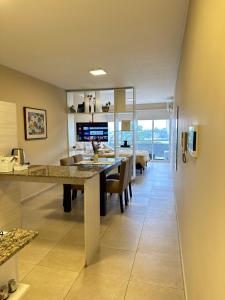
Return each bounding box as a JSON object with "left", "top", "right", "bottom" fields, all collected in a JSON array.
[
  {"left": 77, "top": 102, "right": 85, "bottom": 113},
  {"left": 23, "top": 107, "right": 47, "bottom": 140},
  {"left": 121, "top": 140, "right": 130, "bottom": 148},
  {"left": 121, "top": 120, "right": 131, "bottom": 131},
  {"left": 86, "top": 94, "right": 96, "bottom": 113},
  {"left": 68, "top": 105, "right": 76, "bottom": 113},
  {"left": 102, "top": 101, "right": 111, "bottom": 112}
]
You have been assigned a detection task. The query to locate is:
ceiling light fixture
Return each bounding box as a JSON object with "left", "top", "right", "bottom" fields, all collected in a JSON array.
[{"left": 89, "top": 69, "right": 107, "bottom": 76}]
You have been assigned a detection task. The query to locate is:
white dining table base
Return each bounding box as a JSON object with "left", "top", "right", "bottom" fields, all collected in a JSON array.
[
  {"left": 0, "top": 166, "right": 102, "bottom": 268},
  {"left": 84, "top": 174, "right": 100, "bottom": 266}
]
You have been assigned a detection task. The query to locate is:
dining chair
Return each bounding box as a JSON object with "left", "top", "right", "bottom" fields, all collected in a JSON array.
[
  {"left": 107, "top": 155, "right": 133, "bottom": 203},
  {"left": 127, "top": 155, "right": 133, "bottom": 199},
  {"left": 105, "top": 158, "right": 129, "bottom": 213},
  {"left": 60, "top": 155, "right": 84, "bottom": 199}
]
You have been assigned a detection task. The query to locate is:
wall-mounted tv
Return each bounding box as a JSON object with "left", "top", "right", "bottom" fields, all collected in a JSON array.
[{"left": 76, "top": 122, "right": 108, "bottom": 142}]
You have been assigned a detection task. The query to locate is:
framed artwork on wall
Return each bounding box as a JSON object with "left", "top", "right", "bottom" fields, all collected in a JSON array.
[{"left": 24, "top": 107, "right": 47, "bottom": 140}]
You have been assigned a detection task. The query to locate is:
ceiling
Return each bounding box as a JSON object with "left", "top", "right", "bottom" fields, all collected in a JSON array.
[{"left": 0, "top": 0, "right": 188, "bottom": 104}]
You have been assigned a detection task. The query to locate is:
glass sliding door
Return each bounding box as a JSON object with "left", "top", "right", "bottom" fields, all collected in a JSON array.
[
  {"left": 137, "top": 119, "right": 170, "bottom": 161},
  {"left": 137, "top": 120, "right": 153, "bottom": 157},
  {"left": 152, "top": 120, "right": 170, "bottom": 161}
]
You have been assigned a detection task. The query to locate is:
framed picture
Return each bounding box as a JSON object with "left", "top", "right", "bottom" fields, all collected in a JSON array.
[{"left": 23, "top": 107, "right": 47, "bottom": 140}]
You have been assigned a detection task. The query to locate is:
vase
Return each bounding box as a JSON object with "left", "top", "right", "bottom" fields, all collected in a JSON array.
[{"left": 102, "top": 106, "right": 109, "bottom": 112}]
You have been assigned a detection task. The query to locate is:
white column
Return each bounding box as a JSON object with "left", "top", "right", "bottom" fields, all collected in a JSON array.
[{"left": 84, "top": 174, "right": 100, "bottom": 265}]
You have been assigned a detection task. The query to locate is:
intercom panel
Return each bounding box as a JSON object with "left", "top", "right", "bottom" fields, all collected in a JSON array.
[{"left": 188, "top": 125, "right": 199, "bottom": 158}]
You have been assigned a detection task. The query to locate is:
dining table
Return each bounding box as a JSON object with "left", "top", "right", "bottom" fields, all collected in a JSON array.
[
  {"left": 0, "top": 158, "right": 123, "bottom": 266},
  {"left": 69, "top": 157, "right": 123, "bottom": 216},
  {"left": 0, "top": 164, "right": 105, "bottom": 266}
]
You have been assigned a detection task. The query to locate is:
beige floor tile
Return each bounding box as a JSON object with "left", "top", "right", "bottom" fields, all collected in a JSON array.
[
  {"left": 101, "top": 224, "right": 141, "bottom": 251},
  {"left": 88, "top": 246, "right": 135, "bottom": 279},
  {"left": 100, "top": 223, "right": 109, "bottom": 237},
  {"left": 18, "top": 163, "right": 184, "bottom": 300},
  {"left": 18, "top": 259, "right": 36, "bottom": 281},
  {"left": 65, "top": 269, "right": 128, "bottom": 300},
  {"left": 34, "top": 220, "right": 74, "bottom": 242},
  {"left": 108, "top": 214, "right": 144, "bottom": 229},
  {"left": 138, "top": 230, "right": 180, "bottom": 257},
  {"left": 39, "top": 243, "right": 85, "bottom": 273},
  {"left": 128, "top": 196, "right": 150, "bottom": 207},
  {"left": 146, "top": 209, "right": 176, "bottom": 220},
  {"left": 19, "top": 237, "right": 57, "bottom": 264},
  {"left": 148, "top": 203, "right": 175, "bottom": 212},
  {"left": 131, "top": 252, "right": 183, "bottom": 289},
  {"left": 22, "top": 219, "right": 44, "bottom": 231},
  {"left": 142, "top": 220, "right": 178, "bottom": 236},
  {"left": 22, "top": 265, "right": 78, "bottom": 300},
  {"left": 60, "top": 223, "right": 85, "bottom": 246},
  {"left": 125, "top": 281, "right": 185, "bottom": 300},
  {"left": 122, "top": 205, "right": 148, "bottom": 217},
  {"left": 144, "top": 214, "right": 177, "bottom": 225}
]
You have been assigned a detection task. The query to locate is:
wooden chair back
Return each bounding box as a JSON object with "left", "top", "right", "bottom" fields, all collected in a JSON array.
[
  {"left": 128, "top": 155, "right": 133, "bottom": 183},
  {"left": 60, "top": 156, "right": 75, "bottom": 166},
  {"left": 119, "top": 158, "right": 129, "bottom": 192},
  {"left": 73, "top": 154, "right": 83, "bottom": 163}
]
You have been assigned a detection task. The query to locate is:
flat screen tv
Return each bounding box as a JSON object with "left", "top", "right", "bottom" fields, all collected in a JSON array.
[{"left": 76, "top": 122, "right": 108, "bottom": 142}]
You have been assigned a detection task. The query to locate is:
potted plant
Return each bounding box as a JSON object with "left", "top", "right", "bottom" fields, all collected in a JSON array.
[
  {"left": 102, "top": 101, "right": 111, "bottom": 112},
  {"left": 68, "top": 105, "right": 76, "bottom": 113}
]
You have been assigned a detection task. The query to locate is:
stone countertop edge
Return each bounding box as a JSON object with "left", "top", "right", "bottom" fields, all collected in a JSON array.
[
  {"left": 0, "top": 165, "right": 102, "bottom": 180},
  {"left": 0, "top": 228, "right": 39, "bottom": 266}
]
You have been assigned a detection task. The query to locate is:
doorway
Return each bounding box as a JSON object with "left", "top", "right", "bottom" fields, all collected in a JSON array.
[{"left": 137, "top": 119, "right": 170, "bottom": 161}]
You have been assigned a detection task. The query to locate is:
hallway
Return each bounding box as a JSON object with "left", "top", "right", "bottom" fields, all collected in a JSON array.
[{"left": 19, "top": 163, "right": 185, "bottom": 300}]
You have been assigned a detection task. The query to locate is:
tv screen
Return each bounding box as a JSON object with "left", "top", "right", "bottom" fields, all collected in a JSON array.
[{"left": 76, "top": 122, "right": 108, "bottom": 142}]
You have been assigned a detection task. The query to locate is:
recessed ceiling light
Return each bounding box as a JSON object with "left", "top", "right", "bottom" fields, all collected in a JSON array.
[{"left": 89, "top": 69, "right": 107, "bottom": 76}]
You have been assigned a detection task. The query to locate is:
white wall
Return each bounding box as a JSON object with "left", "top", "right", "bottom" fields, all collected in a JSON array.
[
  {"left": 0, "top": 65, "right": 68, "bottom": 200},
  {"left": 137, "top": 109, "right": 170, "bottom": 120},
  {"left": 0, "top": 101, "right": 21, "bottom": 230},
  {"left": 174, "top": 0, "right": 225, "bottom": 299}
]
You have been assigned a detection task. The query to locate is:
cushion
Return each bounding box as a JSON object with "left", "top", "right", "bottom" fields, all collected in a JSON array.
[{"left": 106, "top": 179, "right": 120, "bottom": 193}]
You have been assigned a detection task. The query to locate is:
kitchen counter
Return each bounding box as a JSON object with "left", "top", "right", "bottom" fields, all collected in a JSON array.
[
  {"left": 0, "top": 160, "right": 121, "bottom": 266},
  {"left": 0, "top": 165, "right": 102, "bottom": 185},
  {"left": 0, "top": 229, "right": 38, "bottom": 266}
]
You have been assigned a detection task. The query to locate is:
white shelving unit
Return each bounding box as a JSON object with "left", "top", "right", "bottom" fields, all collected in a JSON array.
[{"left": 67, "top": 88, "right": 136, "bottom": 177}]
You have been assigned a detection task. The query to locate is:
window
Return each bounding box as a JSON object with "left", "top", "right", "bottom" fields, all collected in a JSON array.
[
  {"left": 137, "top": 119, "right": 170, "bottom": 161},
  {"left": 137, "top": 120, "right": 153, "bottom": 154}
]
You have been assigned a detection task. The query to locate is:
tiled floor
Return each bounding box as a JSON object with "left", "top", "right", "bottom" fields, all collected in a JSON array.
[{"left": 19, "top": 162, "right": 185, "bottom": 300}]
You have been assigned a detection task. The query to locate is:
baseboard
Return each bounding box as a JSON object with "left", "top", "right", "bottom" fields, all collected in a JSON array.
[
  {"left": 21, "top": 184, "right": 57, "bottom": 203},
  {"left": 174, "top": 193, "right": 188, "bottom": 300}
]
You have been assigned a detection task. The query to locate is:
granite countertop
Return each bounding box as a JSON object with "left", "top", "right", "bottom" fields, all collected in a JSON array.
[
  {"left": 0, "top": 165, "right": 103, "bottom": 179},
  {"left": 0, "top": 161, "right": 123, "bottom": 185},
  {"left": 10, "top": 165, "right": 101, "bottom": 179},
  {"left": 0, "top": 228, "right": 38, "bottom": 266}
]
